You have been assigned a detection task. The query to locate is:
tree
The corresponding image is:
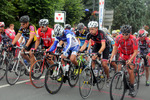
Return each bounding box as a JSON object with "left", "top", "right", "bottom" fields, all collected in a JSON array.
[
  {"left": 0, "top": 0, "right": 16, "bottom": 27},
  {"left": 105, "top": 0, "right": 146, "bottom": 32},
  {"left": 63, "top": 0, "right": 85, "bottom": 26}
]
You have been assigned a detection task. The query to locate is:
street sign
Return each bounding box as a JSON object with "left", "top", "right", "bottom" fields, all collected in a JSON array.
[
  {"left": 54, "top": 11, "right": 66, "bottom": 23},
  {"left": 99, "top": 0, "right": 105, "bottom": 29}
]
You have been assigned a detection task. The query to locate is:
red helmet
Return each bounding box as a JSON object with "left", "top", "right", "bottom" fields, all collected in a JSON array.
[
  {"left": 138, "top": 29, "right": 147, "bottom": 37},
  {"left": 0, "top": 22, "right": 5, "bottom": 27}
]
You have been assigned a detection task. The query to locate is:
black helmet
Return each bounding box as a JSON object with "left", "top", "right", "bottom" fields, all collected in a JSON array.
[
  {"left": 77, "top": 23, "right": 85, "bottom": 30},
  {"left": 121, "top": 25, "right": 132, "bottom": 33},
  {"left": 19, "top": 15, "right": 30, "bottom": 23},
  {"left": 64, "top": 24, "right": 71, "bottom": 30}
]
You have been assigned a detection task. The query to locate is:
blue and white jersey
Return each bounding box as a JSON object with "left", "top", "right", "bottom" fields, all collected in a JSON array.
[{"left": 49, "top": 30, "right": 79, "bottom": 53}]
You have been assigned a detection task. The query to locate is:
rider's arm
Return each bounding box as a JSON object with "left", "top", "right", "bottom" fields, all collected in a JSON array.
[
  {"left": 63, "top": 34, "right": 72, "bottom": 53},
  {"left": 110, "top": 36, "right": 120, "bottom": 59},
  {"left": 80, "top": 33, "right": 90, "bottom": 51},
  {"left": 110, "top": 45, "right": 118, "bottom": 59},
  {"left": 34, "top": 30, "right": 41, "bottom": 50},
  {"left": 35, "top": 38, "right": 40, "bottom": 50},
  {"left": 98, "top": 41, "right": 106, "bottom": 54},
  {"left": 49, "top": 38, "right": 59, "bottom": 52},
  {"left": 77, "top": 38, "right": 81, "bottom": 46},
  {"left": 129, "top": 38, "right": 138, "bottom": 61},
  {"left": 25, "top": 33, "right": 34, "bottom": 47},
  {"left": 87, "top": 39, "right": 91, "bottom": 52},
  {"left": 12, "top": 33, "right": 22, "bottom": 45},
  {"left": 25, "top": 26, "right": 36, "bottom": 47}
]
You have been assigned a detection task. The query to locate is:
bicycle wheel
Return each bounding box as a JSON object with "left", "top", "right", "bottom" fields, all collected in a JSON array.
[
  {"left": 110, "top": 72, "right": 126, "bottom": 100},
  {"left": 68, "top": 63, "right": 79, "bottom": 87},
  {"left": 139, "top": 58, "right": 144, "bottom": 77},
  {"left": 6, "top": 58, "right": 22, "bottom": 85},
  {"left": 97, "top": 69, "right": 106, "bottom": 91},
  {"left": 79, "top": 67, "right": 93, "bottom": 99},
  {"left": 132, "top": 69, "right": 140, "bottom": 97},
  {"left": 30, "top": 60, "right": 47, "bottom": 88},
  {"left": 45, "top": 64, "right": 64, "bottom": 94},
  {"left": 0, "top": 55, "right": 6, "bottom": 80}
]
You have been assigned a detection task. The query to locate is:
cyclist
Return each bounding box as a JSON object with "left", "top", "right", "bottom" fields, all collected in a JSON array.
[
  {"left": 33, "top": 19, "right": 55, "bottom": 64},
  {"left": 76, "top": 23, "right": 89, "bottom": 48},
  {"left": 102, "top": 28, "right": 117, "bottom": 72},
  {"left": 110, "top": 25, "right": 138, "bottom": 96},
  {"left": 12, "top": 15, "right": 37, "bottom": 66},
  {"left": 49, "top": 24, "right": 79, "bottom": 79},
  {"left": 111, "top": 30, "right": 117, "bottom": 40},
  {"left": 137, "top": 29, "right": 150, "bottom": 86},
  {"left": 80, "top": 21, "right": 110, "bottom": 84}
]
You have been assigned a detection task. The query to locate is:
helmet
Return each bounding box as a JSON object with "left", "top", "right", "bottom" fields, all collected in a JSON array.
[
  {"left": 102, "top": 27, "right": 109, "bottom": 35},
  {"left": 112, "top": 30, "right": 117, "bottom": 34},
  {"left": 54, "top": 24, "right": 64, "bottom": 37},
  {"left": 138, "top": 29, "right": 147, "bottom": 37},
  {"left": 77, "top": 23, "right": 85, "bottom": 30},
  {"left": 0, "top": 22, "right": 5, "bottom": 27},
  {"left": 121, "top": 25, "right": 132, "bottom": 34},
  {"left": 64, "top": 24, "right": 71, "bottom": 30},
  {"left": 39, "top": 19, "right": 49, "bottom": 27},
  {"left": 88, "top": 21, "right": 98, "bottom": 28},
  {"left": 19, "top": 15, "right": 30, "bottom": 23}
]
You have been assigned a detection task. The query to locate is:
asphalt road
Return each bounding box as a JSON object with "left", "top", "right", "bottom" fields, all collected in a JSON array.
[{"left": 0, "top": 74, "right": 149, "bottom": 100}]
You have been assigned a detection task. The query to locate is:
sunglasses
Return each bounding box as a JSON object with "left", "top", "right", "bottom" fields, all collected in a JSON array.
[
  {"left": 40, "top": 26, "right": 46, "bottom": 28},
  {"left": 21, "top": 23, "right": 26, "bottom": 26},
  {"left": 122, "top": 33, "right": 129, "bottom": 36}
]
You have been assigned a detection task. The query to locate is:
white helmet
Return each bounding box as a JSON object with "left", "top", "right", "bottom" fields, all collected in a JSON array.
[
  {"left": 0, "top": 22, "right": 5, "bottom": 27},
  {"left": 39, "top": 19, "right": 49, "bottom": 26},
  {"left": 112, "top": 30, "right": 117, "bottom": 34},
  {"left": 54, "top": 24, "right": 64, "bottom": 37},
  {"left": 88, "top": 21, "right": 98, "bottom": 28}
]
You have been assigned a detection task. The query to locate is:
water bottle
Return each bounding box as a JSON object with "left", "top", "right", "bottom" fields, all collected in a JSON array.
[
  {"left": 93, "top": 66, "right": 98, "bottom": 77},
  {"left": 65, "top": 63, "right": 69, "bottom": 72},
  {"left": 24, "top": 59, "right": 28, "bottom": 66}
]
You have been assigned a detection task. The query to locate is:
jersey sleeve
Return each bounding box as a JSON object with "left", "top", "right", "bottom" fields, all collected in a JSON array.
[
  {"left": 100, "top": 32, "right": 106, "bottom": 42},
  {"left": 29, "top": 25, "right": 36, "bottom": 35},
  {"left": 132, "top": 38, "right": 138, "bottom": 50},
  {"left": 18, "top": 27, "right": 23, "bottom": 34},
  {"left": 36, "top": 29, "right": 41, "bottom": 39},
  {"left": 85, "top": 33, "right": 90, "bottom": 43},
  {"left": 63, "top": 34, "right": 72, "bottom": 53},
  {"left": 49, "top": 37, "right": 59, "bottom": 52},
  {"left": 115, "top": 36, "right": 120, "bottom": 47}
]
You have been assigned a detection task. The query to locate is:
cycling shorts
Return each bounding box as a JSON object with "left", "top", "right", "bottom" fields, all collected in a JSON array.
[{"left": 92, "top": 43, "right": 109, "bottom": 60}]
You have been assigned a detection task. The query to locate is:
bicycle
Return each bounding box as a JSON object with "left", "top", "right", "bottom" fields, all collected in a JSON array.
[
  {"left": 6, "top": 46, "right": 31, "bottom": 85},
  {"left": 0, "top": 45, "right": 12, "bottom": 80},
  {"left": 135, "top": 54, "right": 145, "bottom": 77},
  {"left": 44, "top": 51, "right": 80, "bottom": 94},
  {"left": 79, "top": 53, "right": 106, "bottom": 99},
  {"left": 110, "top": 60, "right": 140, "bottom": 100},
  {"left": 29, "top": 48, "right": 59, "bottom": 88}
]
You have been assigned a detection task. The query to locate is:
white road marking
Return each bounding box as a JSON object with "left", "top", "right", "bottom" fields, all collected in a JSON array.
[{"left": 0, "top": 76, "right": 45, "bottom": 89}]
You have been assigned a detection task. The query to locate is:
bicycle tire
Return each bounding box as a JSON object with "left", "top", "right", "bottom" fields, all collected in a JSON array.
[
  {"left": 68, "top": 63, "right": 80, "bottom": 87},
  {"left": 132, "top": 69, "right": 140, "bottom": 97},
  {"left": 110, "top": 72, "right": 125, "bottom": 100},
  {"left": 0, "top": 55, "right": 6, "bottom": 80},
  {"left": 30, "top": 60, "right": 46, "bottom": 88},
  {"left": 79, "top": 67, "right": 93, "bottom": 99},
  {"left": 6, "top": 58, "right": 21, "bottom": 85},
  {"left": 45, "top": 64, "right": 64, "bottom": 94},
  {"left": 97, "top": 68, "right": 106, "bottom": 91}
]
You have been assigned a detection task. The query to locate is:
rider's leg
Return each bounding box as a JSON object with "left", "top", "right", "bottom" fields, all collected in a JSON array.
[{"left": 128, "top": 64, "right": 135, "bottom": 85}]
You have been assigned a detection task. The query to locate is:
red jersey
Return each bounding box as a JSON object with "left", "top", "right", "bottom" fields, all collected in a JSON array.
[
  {"left": 115, "top": 34, "right": 138, "bottom": 55},
  {"left": 4, "top": 29, "right": 20, "bottom": 46},
  {"left": 37, "top": 27, "right": 54, "bottom": 47}
]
